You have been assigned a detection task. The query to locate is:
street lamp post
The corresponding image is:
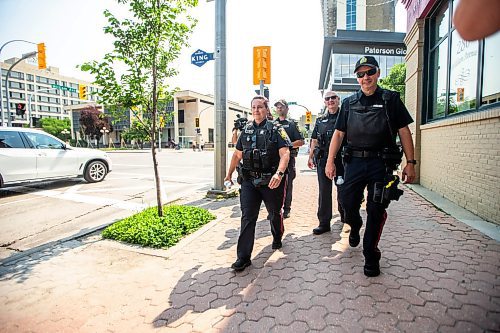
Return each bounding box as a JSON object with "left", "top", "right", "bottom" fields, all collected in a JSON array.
[
  {"left": 99, "top": 126, "right": 109, "bottom": 148},
  {"left": 0, "top": 40, "right": 37, "bottom": 127},
  {"left": 4, "top": 51, "right": 38, "bottom": 127},
  {"left": 61, "top": 128, "right": 70, "bottom": 144}
]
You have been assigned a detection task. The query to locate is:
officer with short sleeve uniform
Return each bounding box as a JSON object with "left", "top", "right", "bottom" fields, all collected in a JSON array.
[
  {"left": 326, "top": 56, "right": 416, "bottom": 277},
  {"left": 274, "top": 99, "right": 305, "bottom": 218},
  {"left": 225, "top": 96, "right": 292, "bottom": 272},
  {"left": 308, "top": 91, "right": 345, "bottom": 235}
]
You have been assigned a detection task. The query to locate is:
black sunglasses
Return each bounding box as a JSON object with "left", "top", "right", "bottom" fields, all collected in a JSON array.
[
  {"left": 324, "top": 96, "right": 338, "bottom": 101},
  {"left": 356, "top": 67, "right": 378, "bottom": 78}
]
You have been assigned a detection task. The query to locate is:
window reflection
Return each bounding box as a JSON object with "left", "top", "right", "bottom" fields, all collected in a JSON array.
[
  {"left": 449, "top": 30, "right": 478, "bottom": 113},
  {"left": 431, "top": 39, "right": 449, "bottom": 119},
  {"left": 482, "top": 31, "right": 500, "bottom": 105}
]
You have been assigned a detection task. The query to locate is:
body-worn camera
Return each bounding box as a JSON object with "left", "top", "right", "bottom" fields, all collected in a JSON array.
[
  {"left": 234, "top": 114, "right": 248, "bottom": 131},
  {"left": 373, "top": 175, "right": 404, "bottom": 204}
]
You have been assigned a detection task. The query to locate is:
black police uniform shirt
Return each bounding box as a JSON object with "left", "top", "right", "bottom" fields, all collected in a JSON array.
[
  {"left": 311, "top": 111, "right": 340, "bottom": 143},
  {"left": 235, "top": 118, "right": 291, "bottom": 155},
  {"left": 276, "top": 119, "right": 303, "bottom": 148},
  {"left": 335, "top": 86, "right": 413, "bottom": 150}
]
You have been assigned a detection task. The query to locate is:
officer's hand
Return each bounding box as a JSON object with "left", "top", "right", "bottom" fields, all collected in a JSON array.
[
  {"left": 224, "top": 175, "right": 233, "bottom": 185},
  {"left": 325, "top": 161, "right": 336, "bottom": 180},
  {"left": 402, "top": 164, "right": 416, "bottom": 184},
  {"left": 307, "top": 157, "right": 316, "bottom": 169},
  {"left": 268, "top": 174, "right": 282, "bottom": 189}
]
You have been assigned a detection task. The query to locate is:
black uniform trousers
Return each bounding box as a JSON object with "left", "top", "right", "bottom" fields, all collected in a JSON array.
[
  {"left": 316, "top": 155, "right": 345, "bottom": 227},
  {"left": 283, "top": 157, "right": 296, "bottom": 214},
  {"left": 237, "top": 178, "right": 286, "bottom": 261},
  {"left": 339, "top": 156, "right": 389, "bottom": 266}
]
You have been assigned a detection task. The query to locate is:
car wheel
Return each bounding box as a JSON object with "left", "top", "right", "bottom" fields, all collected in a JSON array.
[{"left": 84, "top": 161, "right": 108, "bottom": 183}]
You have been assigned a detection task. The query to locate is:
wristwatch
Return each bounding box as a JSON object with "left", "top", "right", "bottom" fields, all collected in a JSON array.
[
  {"left": 276, "top": 170, "right": 285, "bottom": 177},
  {"left": 407, "top": 159, "right": 417, "bottom": 165}
]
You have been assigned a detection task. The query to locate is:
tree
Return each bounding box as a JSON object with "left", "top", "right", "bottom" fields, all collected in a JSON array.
[
  {"left": 379, "top": 63, "right": 406, "bottom": 103},
  {"left": 80, "top": 0, "right": 198, "bottom": 217},
  {"left": 40, "top": 118, "right": 71, "bottom": 140},
  {"left": 79, "top": 106, "right": 114, "bottom": 143},
  {"left": 121, "top": 120, "right": 150, "bottom": 148}
]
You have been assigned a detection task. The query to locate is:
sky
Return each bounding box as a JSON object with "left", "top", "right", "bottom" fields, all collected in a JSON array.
[{"left": 0, "top": 0, "right": 406, "bottom": 118}]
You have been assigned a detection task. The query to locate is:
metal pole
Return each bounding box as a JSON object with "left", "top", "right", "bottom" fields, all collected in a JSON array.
[
  {"left": 259, "top": 80, "right": 264, "bottom": 96},
  {"left": 214, "top": 0, "right": 227, "bottom": 191},
  {"left": 5, "top": 51, "right": 37, "bottom": 127},
  {"left": 0, "top": 40, "right": 37, "bottom": 127}
]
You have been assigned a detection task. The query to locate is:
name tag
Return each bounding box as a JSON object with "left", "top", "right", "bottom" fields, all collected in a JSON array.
[
  {"left": 373, "top": 104, "right": 383, "bottom": 107},
  {"left": 244, "top": 129, "right": 254, "bottom": 134}
]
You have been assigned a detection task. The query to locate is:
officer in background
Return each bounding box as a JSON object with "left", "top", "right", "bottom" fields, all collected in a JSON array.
[
  {"left": 274, "top": 99, "right": 305, "bottom": 218},
  {"left": 224, "top": 95, "right": 292, "bottom": 272},
  {"left": 325, "top": 56, "right": 416, "bottom": 277},
  {"left": 307, "top": 91, "right": 345, "bottom": 235}
]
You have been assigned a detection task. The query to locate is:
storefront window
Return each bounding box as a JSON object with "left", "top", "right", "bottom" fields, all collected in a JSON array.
[
  {"left": 430, "top": 39, "right": 449, "bottom": 119},
  {"left": 481, "top": 32, "right": 500, "bottom": 105},
  {"left": 432, "top": 3, "right": 449, "bottom": 45},
  {"left": 425, "top": 0, "right": 498, "bottom": 122},
  {"left": 449, "top": 30, "right": 478, "bottom": 113}
]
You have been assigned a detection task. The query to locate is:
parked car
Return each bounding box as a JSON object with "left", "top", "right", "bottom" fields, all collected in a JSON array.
[{"left": 0, "top": 127, "right": 112, "bottom": 188}]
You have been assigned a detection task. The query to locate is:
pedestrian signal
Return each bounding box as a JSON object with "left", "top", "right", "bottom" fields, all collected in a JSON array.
[
  {"left": 305, "top": 111, "right": 312, "bottom": 124},
  {"left": 78, "top": 84, "right": 87, "bottom": 100},
  {"left": 253, "top": 46, "right": 271, "bottom": 85},
  {"left": 37, "top": 43, "right": 46, "bottom": 69},
  {"left": 195, "top": 117, "right": 200, "bottom": 127}
]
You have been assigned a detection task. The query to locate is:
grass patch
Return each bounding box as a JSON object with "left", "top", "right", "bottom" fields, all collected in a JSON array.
[{"left": 102, "top": 205, "right": 216, "bottom": 248}]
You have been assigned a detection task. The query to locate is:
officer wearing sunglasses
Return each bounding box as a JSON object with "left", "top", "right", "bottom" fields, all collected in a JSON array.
[
  {"left": 307, "top": 91, "right": 345, "bottom": 236},
  {"left": 325, "top": 56, "right": 417, "bottom": 277}
]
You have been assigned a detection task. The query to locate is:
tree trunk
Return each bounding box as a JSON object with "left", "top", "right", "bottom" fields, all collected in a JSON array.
[{"left": 151, "top": 59, "right": 163, "bottom": 217}]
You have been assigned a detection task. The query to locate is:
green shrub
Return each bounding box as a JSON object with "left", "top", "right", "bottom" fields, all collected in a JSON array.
[{"left": 102, "top": 205, "right": 216, "bottom": 248}]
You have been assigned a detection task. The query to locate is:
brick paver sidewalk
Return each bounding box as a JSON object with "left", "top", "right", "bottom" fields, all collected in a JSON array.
[{"left": 0, "top": 171, "right": 498, "bottom": 332}]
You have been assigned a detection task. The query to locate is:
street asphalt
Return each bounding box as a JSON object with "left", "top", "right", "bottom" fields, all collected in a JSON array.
[{"left": 0, "top": 168, "right": 498, "bottom": 332}]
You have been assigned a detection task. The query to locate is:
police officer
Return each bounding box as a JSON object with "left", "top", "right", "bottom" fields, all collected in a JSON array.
[
  {"left": 325, "top": 56, "right": 416, "bottom": 277},
  {"left": 225, "top": 96, "right": 292, "bottom": 272},
  {"left": 308, "top": 91, "right": 345, "bottom": 235},
  {"left": 274, "top": 99, "right": 305, "bottom": 218}
]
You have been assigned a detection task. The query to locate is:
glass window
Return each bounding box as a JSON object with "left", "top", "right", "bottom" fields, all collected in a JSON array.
[
  {"left": 481, "top": 32, "right": 500, "bottom": 105},
  {"left": 27, "top": 74, "right": 34, "bottom": 82},
  {"left": 9, "top": 91, "right": 25, "bottom": 99},
  {"left": 340, "top": 54, "right": 350, "bottom": 78},
  {"left": 346, "top": 0, "right": 357, "bottom": 30},
  {"left": 449, "top": 30, "right": 478, "bottom": 113},
  {"left": 9, "top": 81, "right": 25, "bottom": 89},
  {"left": 36, "top": 76, "right": 49, "bottom": 84},
  {"left": 0, "top": 130, "right": 25, "bottom": 148},
  {"left": 178, "top": 110, "right": 185, "bottom": 123},
  {"left": 432, "top": 3, "right": 450, "bottom": 46},
  {"left": 430, "top": 39, "right": 449, "bottom": 119},
  {"left": 24, "top": 132, "right": 64, "bottom": 149},
  {"left": 9, "top": 71, "right": 24, "bottom": 80}
]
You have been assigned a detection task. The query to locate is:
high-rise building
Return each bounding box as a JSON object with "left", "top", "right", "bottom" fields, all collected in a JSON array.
[
  {"left": 321, "top": 0, "right": 396, "bottom": 35},
  {"left": 0, "top": 58, "right": 98, "bottom": 127},
  {"left": 319, "top": 0, "right": 404, "bottom": 98}
]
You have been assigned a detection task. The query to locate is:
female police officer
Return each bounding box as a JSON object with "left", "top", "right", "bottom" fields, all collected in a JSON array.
[
  {"left": 325, "top": 56, "right": 416, "bottom": 277},
  {"left": 224, "top": 95, "right": 292, "bottom": 272}
]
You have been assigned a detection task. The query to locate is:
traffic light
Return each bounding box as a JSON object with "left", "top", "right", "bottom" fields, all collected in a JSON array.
[
  {"left": 305, "top": 111, "right": 312, "bottom": 124},
  {"left": 253, "top": 46, "right": 271, "bottom": 85},
  {"left": 195, "top": 117, "right": 200, "bottom": 127},
  {"left": 254, "top": 87, "right": 269, "bottom": 99},
  {"left": 15, "top": 103, "right": 26, "bottom": 116},
  {"left": 37, "top": 43, "right": 46, "bottom": 69},
  {"left": 78, "top": 84, "right": 87, "bottom": 100}
]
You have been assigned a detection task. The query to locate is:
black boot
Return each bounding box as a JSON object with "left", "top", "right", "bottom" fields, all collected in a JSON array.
[{"left": 313, "top": 225, "right": 331, "bottom": 235}]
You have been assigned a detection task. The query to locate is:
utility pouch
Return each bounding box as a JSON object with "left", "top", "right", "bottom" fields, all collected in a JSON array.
[
  {"left": 342, "top": 146, "right": 352, "bottom": 164},
  {"left": 290, "top": 148, "right": 299, "bottom": 158},
  {"left": 242, "top": 150, "right": 253, "bottom": 170},
  {"left": 381, "top": 146, "right": 403, "bottom": 170},
  {"left": 373, "top": 175, "right": 404, "bottom": 204},
  {"left": 253, "top": 173, "right": 273, "bottom": 187},
  {"left": 236, "top": 164, "right": 243, "bottom": 184}
]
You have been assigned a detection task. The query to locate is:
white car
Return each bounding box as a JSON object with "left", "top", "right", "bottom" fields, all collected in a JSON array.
[{"left": 0, "top": 127, "right": 112, "bottom": 188}]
